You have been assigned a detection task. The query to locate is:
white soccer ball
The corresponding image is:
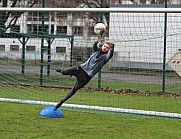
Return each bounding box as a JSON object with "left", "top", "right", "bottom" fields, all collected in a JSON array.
[{"left": 94, "top": 23, "right": 106, "bottom": 35}]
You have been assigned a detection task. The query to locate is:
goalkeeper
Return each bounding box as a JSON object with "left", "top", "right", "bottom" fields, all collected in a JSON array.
[{"left": 55, "top": 39, "right": 114, "bottom": 109}]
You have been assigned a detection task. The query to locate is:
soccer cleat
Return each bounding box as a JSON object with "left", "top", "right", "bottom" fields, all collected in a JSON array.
[
  {"left": 56, "top": 68, "right": 62, "bottom": 73},
  {"left": 55, "top": 99, "right": 64, "bottom": 109}
]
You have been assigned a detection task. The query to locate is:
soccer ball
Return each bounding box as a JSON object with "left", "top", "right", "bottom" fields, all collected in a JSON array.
[{"left": 94, "top": 23, "right": 106, "bottom": 35}]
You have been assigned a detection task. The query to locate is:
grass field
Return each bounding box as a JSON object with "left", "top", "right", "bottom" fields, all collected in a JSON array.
[
  {"left": 1, "top": 102, "right": 181, "bottom": 139},
  {"left": 1, "top": 71, "right": 181, "bottom": 139},
  {"left": 1, "top": 85, "right": 181, "bottom": 114}
]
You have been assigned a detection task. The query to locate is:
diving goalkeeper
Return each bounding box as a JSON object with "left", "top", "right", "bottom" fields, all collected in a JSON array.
[{"left": 55, "top": 39, "right": 114, "bottom": 109}]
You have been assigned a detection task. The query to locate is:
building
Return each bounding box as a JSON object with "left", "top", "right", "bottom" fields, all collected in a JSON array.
[{"left": 0, "top": 1, "right": 105, "bottom": 61}]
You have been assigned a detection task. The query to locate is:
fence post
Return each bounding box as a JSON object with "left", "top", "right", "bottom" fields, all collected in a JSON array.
[
  {"left": 98, "top": 0, "right": 104, "bottom": 91},
  {"left": 162, "top": 0, "right": 168, "bottom": 94},
  {"left": 40, "top": 0, "right": 45, "bottom": 87}
]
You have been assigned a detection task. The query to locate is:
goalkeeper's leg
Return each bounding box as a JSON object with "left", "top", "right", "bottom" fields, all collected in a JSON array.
[
  {"left": 55, "top": 83, "right": 79, "bottom": 109},
  {"left": 55, "top": 82, "right": 81, "bottom": 109},
  {"left": 55, "top": 68, "right": 92, "bottom": 109}
]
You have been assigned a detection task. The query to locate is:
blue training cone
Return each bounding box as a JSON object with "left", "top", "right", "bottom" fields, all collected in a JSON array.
[{"left": 40, "top": 106, "right": 63, "bottom": 118}]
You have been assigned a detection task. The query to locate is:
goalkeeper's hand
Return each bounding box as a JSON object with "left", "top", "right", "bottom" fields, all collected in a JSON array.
[
  {"left": 96, "top": 36, "right": 104, "bottom": 43},
  {"left": 109, "top": 43, "right": 114, "bottom": 49}
]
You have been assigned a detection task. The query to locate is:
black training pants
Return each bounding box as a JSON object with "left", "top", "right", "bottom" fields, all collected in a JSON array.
[{"left": 61, "top": 66, "right": 92, "bottom": 103}]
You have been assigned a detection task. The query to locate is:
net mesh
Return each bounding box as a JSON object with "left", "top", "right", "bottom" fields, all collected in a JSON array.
[{"left": 0, "top": 2, "right": 181, "bottom": 118}]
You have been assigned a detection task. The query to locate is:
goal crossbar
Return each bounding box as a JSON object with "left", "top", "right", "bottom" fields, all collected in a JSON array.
[{"left": 0, "top": 7, "right": 181, "bottom": 13}]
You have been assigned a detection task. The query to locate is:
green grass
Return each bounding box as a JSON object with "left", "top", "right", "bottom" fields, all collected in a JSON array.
[
  {"left": 0, "top": 102, "right": 181, "bottom": 139},
  {"left": 0, "top": 72, "right": 181, "bottom": 138},
  {"left": 0, "top": 85, "right": 181, "bottom": 114},
  {"left": 1, "top": 73, "right": 181, "bottom": 94}
]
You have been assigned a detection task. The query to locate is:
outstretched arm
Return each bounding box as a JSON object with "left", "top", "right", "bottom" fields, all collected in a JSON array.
[
  {"left": 105, "top": 43, "right": 115, "bottom": 62},
  {"left": 93, "top": 36, "right": 105, "bottom": 51},
  {"left": 93, "top": 41, "right": 98, "bottom": 51}
]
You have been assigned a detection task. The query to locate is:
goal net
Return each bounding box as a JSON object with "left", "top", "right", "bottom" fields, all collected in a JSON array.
[{"left": 0, "top": 5, "right": 181, "bottom": 118}]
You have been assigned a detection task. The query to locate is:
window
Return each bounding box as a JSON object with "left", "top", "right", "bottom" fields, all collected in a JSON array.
[
  {"left": 73, "top": 26, "right": 83, "bottom": 35},
  {"left": 28, "top": 12, "right": 52, "bottom": 21},
  {"left": 26, "top": 46, "right": 35, "bottom": 52},
  {"left": 11, "top": 25, "right": 20, "bottom": 33},
  {"left": 10, "top": 45, "right": 19, "bottom": 51},
  {"left": 56, "top": 47, "right": 66, "bottom": 53},
  {"left": 88, "top": 27, "right": 96, "bottom": 36},
  {"left": 50, "top": 25, "right": 54, "bottom": 34},
  {"left": 27, "top": 24, "right": 50, "bottom": 34},
  {"left": 0, "top": 45, "right": 5, "bottom": 51},
  {"left": 57, "top": 26, "right": 67, "bottom": 34},
  {"left": 27, "top": 24, "right": 38, "bottom": 34}
]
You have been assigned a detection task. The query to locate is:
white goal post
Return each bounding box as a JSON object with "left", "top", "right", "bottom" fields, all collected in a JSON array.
[{"left": 1, "top": 98, "right": 181, "bottom": 118}]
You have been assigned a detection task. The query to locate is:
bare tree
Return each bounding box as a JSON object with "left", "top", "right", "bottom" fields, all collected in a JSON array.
[
  {"left": 127, "top": 0, "right": 174, "bottom": 4},
  {"left": 37, "top": 0, "right": 178, "bottom": 26},
  {"left": 46, "top": 0, "right": 113, "bottom": 25},
  {"left": 0, "top": 0, "right": 176, "bottom": 32},
  {"left": 0, "top": 0, "right": 38, "bottom": 31},
  {"left": 148, "top": 0, "right": 173, "bottom": 4}
]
